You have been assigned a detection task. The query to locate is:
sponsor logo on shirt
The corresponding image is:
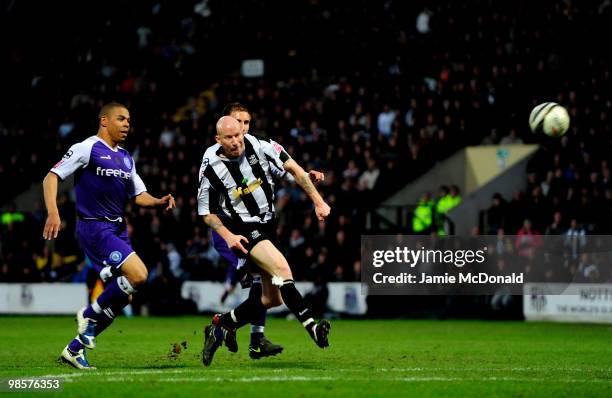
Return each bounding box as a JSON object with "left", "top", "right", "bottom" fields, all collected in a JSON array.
[
  {"left": 96, "top": 166, "right": 132, "bottom": 179},
  {"left": 100, "top": 155, "right": 111, "bottom": 159},
  {"left": 231, "top": 178, "right": 263, "bottom": 199}
]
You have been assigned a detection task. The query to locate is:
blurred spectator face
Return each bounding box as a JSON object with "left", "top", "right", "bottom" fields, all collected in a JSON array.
[
  {"left": 522, "top": 219, "right": 532, "bottom": 231},
  {"left": 229, "top": 110, "right": 251, "bottom": 134},
  {"left": 553, "top": 211, "right": 562, "bottom": 224},
  {"left": 336, "top": 230, "right": 345, "bottom": 244},
  {"left": 570, "top": 218, "right": 578, "bottom": 229}
]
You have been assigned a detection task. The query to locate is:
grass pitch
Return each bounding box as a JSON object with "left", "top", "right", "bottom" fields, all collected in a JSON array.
[{"left": 0, "top": 316, "right": 610, "bottom": 397}]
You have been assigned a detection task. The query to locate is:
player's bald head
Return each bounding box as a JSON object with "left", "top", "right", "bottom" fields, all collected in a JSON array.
[{"left": 216, "top": 116, "right": 241, "bottom": 137}]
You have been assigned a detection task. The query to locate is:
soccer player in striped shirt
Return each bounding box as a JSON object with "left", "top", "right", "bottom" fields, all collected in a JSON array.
[
  {"left": 198, "top": 116, "right": 331, "bottom": 366},
  {"left": 214, "top": 103, "right": 324, "bottom": 359}
]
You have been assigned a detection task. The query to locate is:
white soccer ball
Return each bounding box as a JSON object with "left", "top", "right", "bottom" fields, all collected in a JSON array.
[{"left": 528, "top": 102, "right": 570, "bottom": 137}]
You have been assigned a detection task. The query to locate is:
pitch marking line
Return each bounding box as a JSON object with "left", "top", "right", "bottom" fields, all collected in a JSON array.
[{"left": 34, "top": 368, "right": 612, "bottom": 384}]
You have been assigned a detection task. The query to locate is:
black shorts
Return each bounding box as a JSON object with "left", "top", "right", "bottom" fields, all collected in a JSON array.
[{"left": 222, "top": 217, "right": 277, "bottom": 255}]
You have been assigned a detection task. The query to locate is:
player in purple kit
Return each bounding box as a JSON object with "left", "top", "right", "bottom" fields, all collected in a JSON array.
[{"left": 43, "top": 102, "right": 176, "bottom": 370}]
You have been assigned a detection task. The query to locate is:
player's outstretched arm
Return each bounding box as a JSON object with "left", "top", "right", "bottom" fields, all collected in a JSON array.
[
  {"left": 42, "top": 172, "right": 61, "bottom": 240},
  {"left": 134, "top": 192, "right": 176, "bottom": 211},
  {"left": 203, "top": 214, "right": 249, "bottom": 254},
  {"left": 284, "top": 159, "right": 330, "bottom": 220}
]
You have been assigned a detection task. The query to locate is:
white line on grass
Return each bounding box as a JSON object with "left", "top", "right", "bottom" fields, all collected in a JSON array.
[
  {"left": 102, "top": 376, "right": 336, "bottom": 383},
  {"left": 36, "top": 367, "right": 612, "bottom": 383},
  {"left": 63, "top": 376, "right": 612, "bottom": 384},
  {"left": 377, "top": 367, "right": 612, "bottom": 372}
]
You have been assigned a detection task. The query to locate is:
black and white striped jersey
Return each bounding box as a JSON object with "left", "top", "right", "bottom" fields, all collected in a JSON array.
[{"left": 197, "top": 134, "right": 291, "bottom": 223}]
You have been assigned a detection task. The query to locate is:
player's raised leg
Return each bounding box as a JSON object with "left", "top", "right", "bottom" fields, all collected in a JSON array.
[
  {"left": 202, "top": 280, "right": 270, "bottom": 366},
  {"left": 210, "top": 229, "right": 283, "bottom": 357},
  {"left": 251, "top": 240, "right": 330, "bottom": 348}
]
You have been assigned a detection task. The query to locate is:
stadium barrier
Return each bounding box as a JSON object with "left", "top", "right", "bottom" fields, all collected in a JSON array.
[
  {"left": 523, "top": 283, "right": 612, "bottom": 324},
  {"left": 181, "top": 281, "right": 367, "bottom": 315},
  {"left": 0, "top": 283, "right": 88, "bottom": 314}
]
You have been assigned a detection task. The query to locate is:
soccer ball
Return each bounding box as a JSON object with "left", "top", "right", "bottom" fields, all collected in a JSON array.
[{"left": 528, "top": 102, "right": 570, "bottom": 137}]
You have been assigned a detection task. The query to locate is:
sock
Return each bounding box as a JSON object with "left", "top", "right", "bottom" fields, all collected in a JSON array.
[
  {"left": 68, "top": 336, "right": 83, "bottom": 353},
  {"left": 95, "top": 294, "right": 131, "bottom": 336},
  {"left": 249, "top": 277, "right": 267, "bottom": 345},
  {"left": 278, "top": 279, "right": 314, "bottom": 328},
  {"left": 219, "top": 292, "right": 266, "bottom": 330},
  {"left": 250, "top": 331, "right": 264, "bottom": 346},
  {"left": 83, "top": 277, "right": 134, "bottom": 321},
  {"left": 249, "top": 276, "right": 267, "bottom": 333}
]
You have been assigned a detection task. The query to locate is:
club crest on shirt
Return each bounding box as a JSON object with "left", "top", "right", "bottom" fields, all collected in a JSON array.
[
  {"left": 272, "top": 142, "right": 283, "bottom": 154},
  {"left": 123, "top": 157, "right": 132, "bottom": 170},
  {"left": 248, "top": 154, "right": 258, "bottom": 165},
  {"left": 109, "top": 251, "right": 123, "bottom": 263}
]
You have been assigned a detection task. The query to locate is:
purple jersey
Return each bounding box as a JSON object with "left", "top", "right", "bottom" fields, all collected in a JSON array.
[{"left": 51, "top": 136, "right": 146, "bottom": 219}]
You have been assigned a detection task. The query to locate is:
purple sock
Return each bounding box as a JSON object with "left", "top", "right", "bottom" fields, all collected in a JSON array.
[
  {"left": 68, "top": 337, "right": 83, "bottom": 352},
  {"left": 83, "top": 277, "right": 131, "bottom": 321},
  {"left": 95, "top": 297, "right": 130, "bottom": 336}
]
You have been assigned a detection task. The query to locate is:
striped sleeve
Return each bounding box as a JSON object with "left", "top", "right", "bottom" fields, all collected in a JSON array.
[
  {"left": 259, "top": 137, "right": 290, "bottom": 166},
  {"left": 197, "top": 156, "right": 212, "bottom": 216}
]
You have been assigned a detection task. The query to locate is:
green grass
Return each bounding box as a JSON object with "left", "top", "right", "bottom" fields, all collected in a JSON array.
[{"left": 0, "top": 316, "right": 610, "bottom": 397}]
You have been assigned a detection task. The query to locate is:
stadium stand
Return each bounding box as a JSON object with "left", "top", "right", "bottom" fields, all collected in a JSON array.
[{"left": 2, "top": 0, "right": 612, "bottom": 315}]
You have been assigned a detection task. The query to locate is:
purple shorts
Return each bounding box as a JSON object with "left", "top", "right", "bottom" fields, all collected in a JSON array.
[
  {"left": 76, "top": 219, "right": 135, "bottom": 273},
  {"left": 211, "top": 230, "right": 240, "bottom": 267}
]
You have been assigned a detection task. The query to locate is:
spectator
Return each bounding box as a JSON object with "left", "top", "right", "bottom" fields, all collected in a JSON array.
[
  {"left": 564, "top": 218, "right": 587, "bottom": 261},
  {"left": 515, "top": 219, "right": 542, "bottom": 258},
  {"left": 486, "top": 193, "right": 507, "bottom": 234},
  {"left": 412, "top": 192, "right": 434, "bottom": 234},
  {"left": 358, "top": 158, "right": 380, "bottom": 191}
]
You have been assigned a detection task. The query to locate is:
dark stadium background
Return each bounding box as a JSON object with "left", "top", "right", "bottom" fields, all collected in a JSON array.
[{"left": 2, "top": 0, "right": 612, "bottom": 318}]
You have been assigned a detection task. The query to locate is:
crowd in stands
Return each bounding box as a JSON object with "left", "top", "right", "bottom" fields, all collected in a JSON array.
[{"left": 2, "top": 0, "right": 612, "bottom": 299}]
